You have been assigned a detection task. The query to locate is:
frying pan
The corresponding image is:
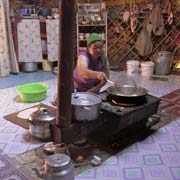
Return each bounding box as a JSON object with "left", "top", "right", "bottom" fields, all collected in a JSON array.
[{"left": 106, "top": 86, "right": 148, "bottom": 105}]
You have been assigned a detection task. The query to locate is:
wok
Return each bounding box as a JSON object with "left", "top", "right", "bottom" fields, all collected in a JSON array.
[{"left": 106, "top": 86, "right": 148, "bottom": 105}]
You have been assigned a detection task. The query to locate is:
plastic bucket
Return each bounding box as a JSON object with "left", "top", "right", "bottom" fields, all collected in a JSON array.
[
  {"left": 126, "top": 60, "right": 140, "bottom": 75},
  {"left": 141, "top": 62, "right": 154, "bottom": 77}
]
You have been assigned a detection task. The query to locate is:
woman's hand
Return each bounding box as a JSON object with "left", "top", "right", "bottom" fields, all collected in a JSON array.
[{"left": 97, "top": 72, "right": 107, "bottom": 81}]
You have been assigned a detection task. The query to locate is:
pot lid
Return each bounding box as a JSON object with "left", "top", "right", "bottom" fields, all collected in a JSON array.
[
  {"left": 28, "top": 108, "right": 56, "bottom": 124},
  {"left": 71, "top": 92, "right": 102, "bottom": 106},
  {"left": 46, "top": 153, "right": 71, "bottom": 168}
]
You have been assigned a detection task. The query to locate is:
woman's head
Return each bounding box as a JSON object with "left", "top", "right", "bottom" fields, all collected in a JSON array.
[{"left": 87, "top": 33, "right": 103, "bottom": 59}]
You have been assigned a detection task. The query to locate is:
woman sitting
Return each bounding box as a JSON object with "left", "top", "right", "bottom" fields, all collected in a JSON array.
[
  {"left": 74, "top": 33, "right": 109, "bottom": 93},
  {"left": 51, "top": 33, "right": 109, "bottom": 106}
]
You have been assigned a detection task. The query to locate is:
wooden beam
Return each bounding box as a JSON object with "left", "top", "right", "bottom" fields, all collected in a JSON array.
[{"left": 54, "top": 0, "right": 76, "bottom": 144}]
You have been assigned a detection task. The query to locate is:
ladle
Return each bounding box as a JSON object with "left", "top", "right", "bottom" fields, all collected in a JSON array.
[{"left": 107, "top": 79, "right": 115, "bottom": 85}]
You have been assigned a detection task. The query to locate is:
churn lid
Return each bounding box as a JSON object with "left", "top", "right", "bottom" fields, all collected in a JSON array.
[
  {"left": 46, "top": 153, "right": 71, "bottom": 168},
  {"left": 28, "top": 108, "right": 56, "bottom": 125}
]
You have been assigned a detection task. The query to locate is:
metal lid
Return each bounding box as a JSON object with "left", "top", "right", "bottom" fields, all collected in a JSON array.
[
  {"left": 46, "top": 153, "right": 71, "bottom": 168},
  {"left": 158, "top": 51, "right": 173, "bottom": 56},
  {"left": 28, "top": 108, "right": 56, "bottom": 124},
  {"left": 71, "top": 92, "right": 102, "bottom": 106}
]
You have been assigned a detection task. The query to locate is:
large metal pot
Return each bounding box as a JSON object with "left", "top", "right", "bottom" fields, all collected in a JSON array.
[
  {"left": 28, "top": 108, "right": 56, "bottom": 140},
  {"left": 22, "top": 62, "right": 38, "bottom": 72},
  {"left": 106, "top": 86, "right": 148, "bottom": 105},
  {"left": 71, "top": 92, "right": 102, "bottom": 121}
]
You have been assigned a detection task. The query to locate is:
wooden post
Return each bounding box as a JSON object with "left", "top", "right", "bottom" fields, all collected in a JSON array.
[{"left": 53, "top": 0, "right": 76, "bottom": 144}]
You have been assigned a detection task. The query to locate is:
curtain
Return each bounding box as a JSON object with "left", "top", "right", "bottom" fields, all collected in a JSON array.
[
  {"left": 17, "top": 19, "right": 43, "bottom": 62},
  {"left": 0, "top": 0, "right": 19, "bottom": 77},
  {"left": 46, "top": 19, "right": 59, "bottom": 61}
]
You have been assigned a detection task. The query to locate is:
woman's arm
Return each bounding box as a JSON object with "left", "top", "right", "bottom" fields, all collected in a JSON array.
[
  {"left": 87, "top": 79, "right": 106, "bottom": 93},
  {"left": 77, "top": 55, "right": 107, "bottom": 80}
]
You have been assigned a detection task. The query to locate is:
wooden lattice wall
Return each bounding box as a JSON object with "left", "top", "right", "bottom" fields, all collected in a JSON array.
[
  {"left": 106, "top": 1, "right": 180, "bottom": 69},
  {"left": 78, "top": 0, "right": 180, "bottom": 70}
]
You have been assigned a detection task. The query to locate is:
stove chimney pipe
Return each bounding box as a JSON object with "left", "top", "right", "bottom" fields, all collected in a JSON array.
[{"left": 52, "top": 0, "right": 76, "bottom": 144}]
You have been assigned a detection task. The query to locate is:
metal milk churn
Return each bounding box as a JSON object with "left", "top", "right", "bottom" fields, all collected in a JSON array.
[
  {"left": 33, "top": 153, "right": 74, "bottom": 180},
  {"left": 154, "top": 51, "right": 173, "bottom": 75}
]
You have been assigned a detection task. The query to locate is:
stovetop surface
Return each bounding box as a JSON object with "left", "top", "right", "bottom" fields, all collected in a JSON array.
[{"left": 98, "top": 92, "right": 160, "bottom": 116}]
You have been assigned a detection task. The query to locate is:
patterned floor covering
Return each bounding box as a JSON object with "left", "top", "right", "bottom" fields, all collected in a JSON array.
[
  {"left": 0, "top": 151, "right": 34, "bottom": 180},
  {"left": 159, "top": 88, "right": 180, "bottom": 116},
  {"left": 0, "top": 71, "right": 180, "bottom": 180}
]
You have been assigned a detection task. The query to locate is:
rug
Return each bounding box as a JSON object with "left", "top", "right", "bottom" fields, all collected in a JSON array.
[
  {"left": 3, "top": 103, "right": 56, "bottom": 129},
  {"left": 0, "top": 151, "right": 34, "bottom": 180},
  {"left": 158, "top": 88, "right": 180, "bottom": 116}
]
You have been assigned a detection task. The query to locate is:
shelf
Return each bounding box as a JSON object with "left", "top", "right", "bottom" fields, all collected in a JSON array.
[
  {"left": 79, "top": 39, "right": 106, "bottom": 42},
  {"left": 78, "top": 24, "right": 106, "bottom": 27},
  {"left": 77, "top": 3, "right": 107, "bottom": 56}
]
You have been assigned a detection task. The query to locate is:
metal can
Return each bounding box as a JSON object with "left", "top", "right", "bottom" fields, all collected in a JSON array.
[{"left": 45, "top": 153, "right": 74, "bottom": 180}]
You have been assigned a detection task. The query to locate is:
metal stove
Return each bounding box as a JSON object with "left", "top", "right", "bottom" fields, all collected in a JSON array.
[{"left": 61, "top": 92, "right": 160, "bottom": 145}]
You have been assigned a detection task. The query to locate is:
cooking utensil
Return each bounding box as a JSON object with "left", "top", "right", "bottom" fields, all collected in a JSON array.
[
  {"left": 107, "top": 79, "right": 115, "bottom": 85},
  {"left": 107, "top": 78, "right": 137, "bottom": 95},
  {"left": 71, "top": 92, "right": 102, "bottom": 121},
  {"left": 21, "top": 62, "right": 38, "bottom": 72},
  {"left": 43, "top": 142, "right": 70, "bottom": 155},
  {"left": 33, "top": 153, "right": 74, "bottom": 180},
  {"left": 107, "top": 86, "right": 147, "bottom": 97},
  {"left": 106, "top": 86, "right": 148, "bottom": 105},
  {"left": 28, "top": 108, "right": 56, "bottom": 140}
]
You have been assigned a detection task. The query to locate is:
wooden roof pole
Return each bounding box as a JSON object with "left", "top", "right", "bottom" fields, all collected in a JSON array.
[{"left": 53, "top": 0, "right": 76, "bottom": 144}]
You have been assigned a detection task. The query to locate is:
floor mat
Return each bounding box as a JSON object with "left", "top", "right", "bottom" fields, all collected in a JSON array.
[
  {"left": 158, "top": 88, "right": 180, "bottom": 116},
  {"left": 0, "top": 151, "right": 34, "bottom": 180},
  {"left": 3, "top": 103, "right": 56, "bottom": 129},
  {"left": 12, "top": 113, "right": 180, "bottom": 180}
]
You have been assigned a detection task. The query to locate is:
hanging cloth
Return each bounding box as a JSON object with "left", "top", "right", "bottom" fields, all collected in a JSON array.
[
  {"left": 17, "top": 19, "right": 43, "bottom": 62},
  {"left": 46, "top": 19, "right": 59, "bottom": 61},
  {"left": 0, "top": 0, "right": 19, "bottom": 77},
  {"left": 149, "top": 1, "right": 164, "bottom": 36}
]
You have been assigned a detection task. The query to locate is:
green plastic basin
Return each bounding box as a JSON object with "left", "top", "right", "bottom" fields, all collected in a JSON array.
[{"left": 16, "top": 83, "right": 48, "bottom": 102}]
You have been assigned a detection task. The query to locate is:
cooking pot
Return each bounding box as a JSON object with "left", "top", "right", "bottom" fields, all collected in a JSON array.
[
  {"left": 71, "top": 92, "right": 102, "bottom": 121},
  {"left": 22, "top": 62, "right": 38, "bottom": 72},
  {"left": 28, "top": 109, "right": 56, "bottom": 140},
  {"left": 106, "top": 86, "right": 148, "bottom": 105}
]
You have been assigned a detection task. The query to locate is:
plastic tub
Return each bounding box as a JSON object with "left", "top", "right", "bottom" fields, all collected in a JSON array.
[
  {"left": 141, "top": 62, "right": 154, "bottom": 77},
  {"left": 16, "top": 83, "right": 48, "bottom": 102},
  {"left": 126, "top": 60, "right": 140, "bottom": 75}
]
